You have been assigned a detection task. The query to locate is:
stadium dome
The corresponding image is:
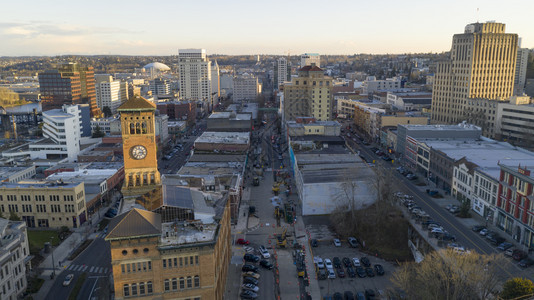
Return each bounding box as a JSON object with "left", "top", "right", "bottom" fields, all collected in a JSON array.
[{"left": 143, "top": 62, "right": 171, "bottom": 72}]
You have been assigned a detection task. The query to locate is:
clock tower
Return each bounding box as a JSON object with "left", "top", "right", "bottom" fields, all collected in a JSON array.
[{"left": 118, "top": 96, "right": 161, "bottom": 198}]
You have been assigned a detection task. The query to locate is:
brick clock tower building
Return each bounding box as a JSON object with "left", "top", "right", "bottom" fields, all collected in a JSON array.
[{"left": 118, "top": 96, "right": 161, "bottom": 203}]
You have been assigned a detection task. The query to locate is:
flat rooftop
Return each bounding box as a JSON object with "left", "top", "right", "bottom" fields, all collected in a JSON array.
[
  {"left": 401, "top": 123, "right": 480, "bottom": 131},
  {"left": 0, "top": 180, "right": 80, "bottom": 189},
  {"left": 195, "top": 131, "right": 250, "bottom": 144},
  {"left": 423, "top": 138, "right": 534, "bottom": 179},
  {"left": 160, "top": 221, "right": 217, "bottom": 247},
  {"left": 208, "top": 112, "right": 251, "bottom": 120}
]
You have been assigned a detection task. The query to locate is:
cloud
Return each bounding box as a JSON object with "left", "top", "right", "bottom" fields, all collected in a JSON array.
[{"left": 0, "top": 21, "right": 138, "bottom": 39}]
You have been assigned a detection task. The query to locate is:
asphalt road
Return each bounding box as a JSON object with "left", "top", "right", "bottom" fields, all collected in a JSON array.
[{"left": 44, "top": 237, "right": 111, "bottom": 300}]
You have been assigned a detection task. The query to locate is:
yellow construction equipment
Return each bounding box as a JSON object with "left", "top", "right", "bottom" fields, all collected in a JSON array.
[
  {"left": 276, "top": 227, "right": 287, "bottom": 248},
  {"left": 272, "top": 182, "right": 280, "bottom": 195}
]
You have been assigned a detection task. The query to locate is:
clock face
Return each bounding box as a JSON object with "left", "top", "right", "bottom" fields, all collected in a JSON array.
[{"left": 130, "top": 145, "right": 147, "bottom": 160}]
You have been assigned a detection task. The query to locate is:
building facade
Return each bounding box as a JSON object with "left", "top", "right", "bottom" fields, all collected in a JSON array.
[
  {"left": 431, "top": 22, "right": 518, "bottom": 124},
  {"left": 233, "top": 75, "right": 261, "bottom": 102},
  {"left": 178, "top": 49, "right": 212, "bottom": 103},
  {"left": 0, "top": 219, "right": 30, "bottom": 300},
  {"left": 514, "top": 48, "right": 529, "bottom": 95},
  {"left": 156, "top": 101, "right": 196, "bottom": 125},
  {"left": 149, "top": 78, "right": 171, "bottom": 97},
  {"left": 0, "top": 181, "right": 87, "bottom": 228},
  {"left": 300, "top": 53, "right": 320, "bottom": 68},
  {"left": 96, "top": 75, "right": 122, "bottom": 115},
  {"left": 39, "top": 63, "right": 101, "bottom": 117},
  {"left": 283, "top": 66, "right": 333, "bottom": 121},
  {"left": 275, "top": 57, "right": 290, "bottom": 90}
]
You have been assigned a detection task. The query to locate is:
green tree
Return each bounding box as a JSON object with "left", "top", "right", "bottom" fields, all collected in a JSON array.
[
  {"left": 9, "top": 211, "right": 21, "bottom": 221},
  {"left": 92, "top": 125, "right": 105, "bottom": 138},
  {"left": 102, "top": 106, "right": 112, "bottom": 117},
  {"left": 501, "top": 278, "right": 534, "bottom": 299}
]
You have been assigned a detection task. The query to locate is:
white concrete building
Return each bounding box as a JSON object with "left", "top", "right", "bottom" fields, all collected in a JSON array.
[
  {"left": 220, "top": 74, "right": 234, "bottom": 97},
  {"left": 300, "top": 53, "right": 320, "bottom": 67},
  {"left": 90, "top": 117, "right": 120, "bottom": 135},
  {"left": 361, "top": 76, "right": 401, "bottom": 95},
  {"left": 95, "top": 75, "right": 122, "bottom": 114},
  {"left": 0, "top": 219, "right": 30, "bottom": 300},
  {"left": 276, "top": 57, "right": 288, "bottom": 90},
  {"left": 496, "top": 96, "right": 534, "bottom": 147},
  {"left": 386, "top": 92, "right": 432, "bottom": 111},
  {"left": 31, "top": 105, "right": 82, "bottom": 162},
  {"left": 233, "top": 75, "right": 261, "bottom": 102},
  {"left": 149, "top": 78, "right": 171, "bottom": 96},
  {"left": 211, "top": 60, "right": 220, "bottom": 99},
  {"left": 178, "top": 49, "right": 212, "bottom": 103}
]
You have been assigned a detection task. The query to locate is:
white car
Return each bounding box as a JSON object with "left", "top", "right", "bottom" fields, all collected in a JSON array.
[
  {"left": 327, "top": 269, "right": 336, "bottom": 279},
  {"left": 333, "top": 239, "right": 341, "bottom": 247},
  {"left": 352, "top": 257, "right": 361, "bottom": 267},
  {"left": 324, "top": 258, "right": 333, "bottom": 270},
  {"left": 244, "top": 246, "right": 254, "bottom": 253},
  {"left": 314, "top": 257, "right": 325, "bottom": 269},
  {"left": 63, "top": 274, "right": 74, "bottom": 286},
  {"left": 258, "top": 245, "right": 270, "bottom": 259},
  {"left": 242, "top": 283, "right": 259, "bottom": 292}
]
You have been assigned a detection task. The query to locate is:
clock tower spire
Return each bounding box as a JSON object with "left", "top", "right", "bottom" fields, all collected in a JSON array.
[{"left": 118, "top": 96, "right": 161, "bottom": 199}]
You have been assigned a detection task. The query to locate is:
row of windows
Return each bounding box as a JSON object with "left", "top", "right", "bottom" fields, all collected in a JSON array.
[
  {"left": 1, "top": 194, "right": 78, "bottom": 202},
  {"left": 164, "top": 275, "right": 200, "bottom": 291},
  {"left": 0, "top": 204, "right": 78, "bottom": 214},
  {"left": 163, "top": 255, "right": 199, "bottom": 268},
  {"left": 123, "top": 281, "right": 152, "bottom": 297},
  {"left": 121, "top": 261, "right": 152, "bottom": 273}
]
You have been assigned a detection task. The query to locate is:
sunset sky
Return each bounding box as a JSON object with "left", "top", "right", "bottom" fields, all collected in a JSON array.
[{"left": 1, "top": 0, "right": 532, "bottom": 56}]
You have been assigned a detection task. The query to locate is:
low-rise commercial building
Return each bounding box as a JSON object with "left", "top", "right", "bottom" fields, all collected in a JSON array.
[
  {"left": 0, "top": 181, "right": 87, "bottom": 228},
  {"left": 206, "top": 112, "right": 252, "bottom": 132},
  {"left": 194, "top": 132, "right": 250, "bottom": 153}
]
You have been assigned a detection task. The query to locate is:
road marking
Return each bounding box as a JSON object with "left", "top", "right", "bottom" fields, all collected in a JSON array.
[
  {"left": 89, "top": 266, "right": 95, "bottom": 273},
  {"left": 82, "top": 265, "right": 88, "bottom": 271},
  {"left": 98, "top": 267, "right": 103, "bottom": 273},
  {"left": 104, "top": 268, "right": 108, "bottom": 273}
]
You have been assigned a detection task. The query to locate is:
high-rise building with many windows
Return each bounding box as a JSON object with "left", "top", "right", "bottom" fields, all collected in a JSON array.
[
  {"left": 178, "top": 49, "right": 212, "bottom": 102},
  {"left": 39, "top": 63, "right": 101, "bottom": 117},
  {"left": 431, "top": 22, "right": 518, "bottom": 124}
]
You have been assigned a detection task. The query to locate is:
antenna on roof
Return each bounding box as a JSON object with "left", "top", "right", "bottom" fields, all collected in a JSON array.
[{"left": 476, "top": 8, "right": 479, "bottom": 23}]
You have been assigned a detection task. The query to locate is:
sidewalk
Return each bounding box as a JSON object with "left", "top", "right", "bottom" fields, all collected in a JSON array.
[{"left": 32, "top": 192, "right": 120, "bottom": 300}]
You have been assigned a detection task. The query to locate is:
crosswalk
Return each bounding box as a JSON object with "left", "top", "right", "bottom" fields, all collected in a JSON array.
[{"left": 66, "top": 264, "right": 110, "bottom": 274}]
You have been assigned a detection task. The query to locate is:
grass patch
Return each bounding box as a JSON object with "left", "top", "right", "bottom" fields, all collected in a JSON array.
[
  {"left": 27, "top": 230, "right": 60, "bottom": 252},
  {"left": 98, "top": 218, "right": 110, "bottom": 231},
  {"left": 68, "top": 272, "right": 87, "bottom": 300},
  {"left": 25, "top": 276, "right": 45, "bottom": 294},
  {"left": 331, "top": 204, "right": 413, "bottom": 262}
]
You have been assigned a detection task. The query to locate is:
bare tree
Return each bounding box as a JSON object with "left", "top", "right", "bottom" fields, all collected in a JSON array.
[{"left": 390, "top": 249, "right": 506, "bottom": 300}]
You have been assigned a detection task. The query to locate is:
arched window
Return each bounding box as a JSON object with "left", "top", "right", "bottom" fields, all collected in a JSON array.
[
  {"left": 135, "top": 122, "right": 141, "bottom": 134},
  {"left": 129, "top": 123, "right": 135, "bottom": 134},
  {"left": 179, "top": 277, "right": 185, "bottom": 290},
  {"left": 141, "top": 122, "right": 147, "bottom": 134},
  {"left": 187, "top": 276, "right": 192, "bottom": 288},
  {"left": 194, "top": 275, "right": 200, "bottom": 287}
]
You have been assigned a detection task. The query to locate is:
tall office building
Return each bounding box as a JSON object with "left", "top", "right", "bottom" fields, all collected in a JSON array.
[
  {"left": 283, "top": 65, "right": 333, "bottom": 121},
  {"left": 431, "top": 22, "right": 518, "bottom": 124},
  {"left": 300, "top": 53, "right": 320, "bottom": 67},
  {"left": 211, "top": 60, "right": 220, "bottom": 99},
  {"left": 39, "top": 62, "right": 101, "bottom": 117},
  {"left": 274, "top": 57, "right": 290, "bottom": 90},
  {"left": 149, "top": 78, "right": 171, "bottom": 96},
  {"left": 233, "top": 75, "right": 261, "bottom": 102},
  {"left": 178, "top": 49, "right": 212, "bottom": 102},
  {"left": 95, "top": 75, "right": 122, "bottom": 115},
  {"left": 514, "top": 47, "right": 529, "bottom": 95}
]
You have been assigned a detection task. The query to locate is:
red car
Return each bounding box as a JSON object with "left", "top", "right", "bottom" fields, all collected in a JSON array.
[{"left": 236, "top": 239, "right": 250, "bottom": 245}]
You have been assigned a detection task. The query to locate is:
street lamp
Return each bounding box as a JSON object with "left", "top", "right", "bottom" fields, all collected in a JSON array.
[{"left": 50, "top": 237, "right": 56, "bottom": 279}]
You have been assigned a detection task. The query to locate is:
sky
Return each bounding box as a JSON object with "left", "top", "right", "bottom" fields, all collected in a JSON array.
[{"left": 1, "top": 0, "right": 533, "bottom": 56}]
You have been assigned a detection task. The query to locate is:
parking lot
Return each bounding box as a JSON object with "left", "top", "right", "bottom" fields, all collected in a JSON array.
[{"left": 310, "top": 239, "right": 396, "bottom": 298}]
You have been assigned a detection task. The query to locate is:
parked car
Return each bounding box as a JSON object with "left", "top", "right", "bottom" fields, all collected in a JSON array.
[
  {"left": 513, "top": 250, "right": 528, "bottom": 261},
  {"left": 311, "top": 239, "right": 318, "bottom": 247},
  {"left": 324, "top": 259, "right": 333, "bottom": 270},
  {"left": 406, "top": 174, "right": 418, "bottom": 180},
  {"left": 348, "top": 237, "right": 358, "bottom": 248},
  {"left": 242, "top": 271, "right": 260, "bottom": 279},
  {"left": 240, "top": 289, "right": 258, "bottom": 299},
  {"left": 244, "top": 254, "right": 260, "bottom": 263},
  {"left": 344, "top": 291, "right": 355, "bottom": 300},
  {"left": 242, "top": 283, "right": 259, "bottom": 292},
  {"left": 317, "top": 268, "right": 328, "bottom": 280},
  {"left": 519, "top": 258, "right": 534, "bottom": 268},
  {"left": 237, "top": 238, "right": 250, "bottom": 245},
  {"left": 258, "top": 245, "right": 270, "bottom": 258},
  {"left": 360, "top": 257, "right": 371, "bottom": 267},
  {"left": 479, "top": 228, "right": 491, "bottom": 236},
  {"left": 472, "top": 225, "right": 486, "bottom": 232},
  {"left": 327, "top": 269, "right": 336, "bottom": 279},
  {"left": 63, "top": 274, "right": 74, "bottom": 286},
  {"left": 365, "top": 289, "right": 376, "bottom": 300},
  {"left": 374, "top": 264, "right": 385, "bottom": 276},
  {"left": 336, "top": 267, "right": 346, "bottom": 278},
  {"left": 355, "top": 291, "right": 366, "bottom": 300},
  {"left": 449, "top": 206, "right": 460, "bottom": 214},
  {"left": 487, "top": 235, "right": 505, "bottom": 246},
  {"left": 381, "top": 156, "right": 392, "bottom": 161},
  {"left": 243, "top": 276, "right": 259, "bottom": 285},
  {"left": 441, "top": 233, "right": 457, "bottom": 242},
  {"left": 260, "top": 260, "right": 273, "bottom": 270},
  {"left": 333, "top": 239, "right": 342, "bottom": 247},
  {"left": 504, "top": 248, "right": 516, "bottom": 257},
  {"left": 352, "top": 257, "right": 361, "bottom": 267},
  {"left": 242, "top": 264, "right": 258, "bottom": 273},
  {"left": 497, "top": 242, "right": 514, "bottom": 251},
  {"left": 315, "top": 257, "right": 325, "bottom": 269},
  {"left": 342, "top": 257, "right": 352, "bottom": 267},
  {"left": 333, "top": 292, "right": 343, "bottom": 300},
  {"left": 365, "top": 267, "right": 375, "bottom": 277},
  {"left": 346, "top": 266, "right": 356, "bottom": 278},
  {"left": 356, "top": 266, "right": 366, "bottom": 278},
  {"left": 333, "top": 257, "right": 341, "bottom": 268}
]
